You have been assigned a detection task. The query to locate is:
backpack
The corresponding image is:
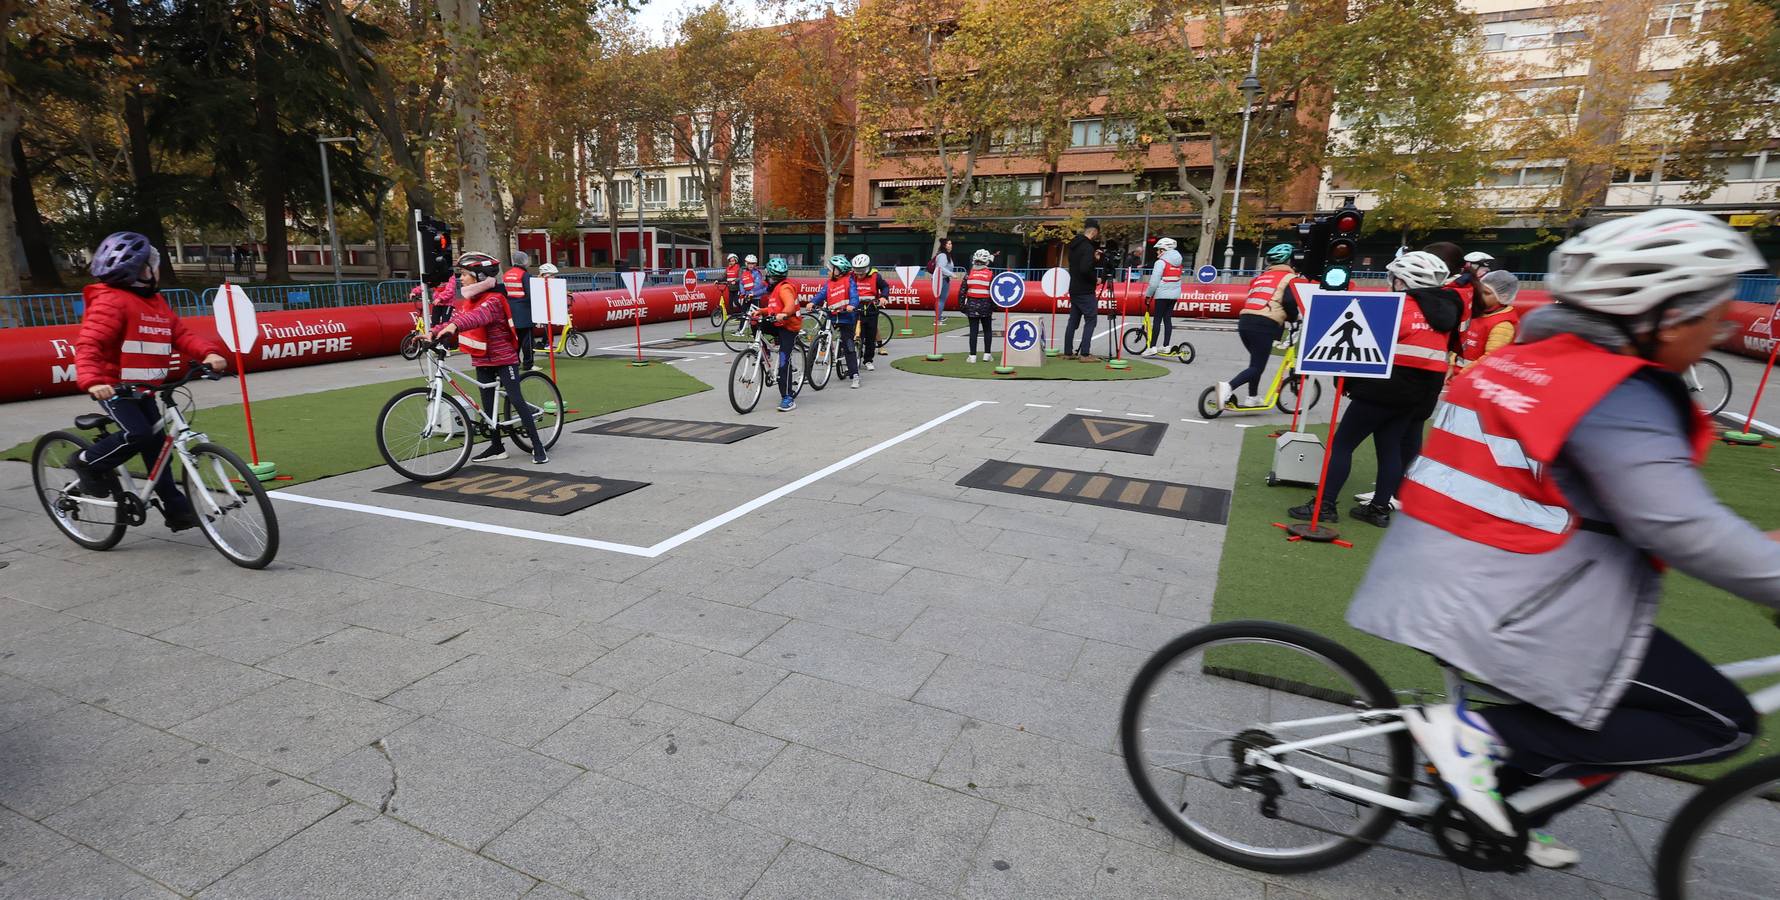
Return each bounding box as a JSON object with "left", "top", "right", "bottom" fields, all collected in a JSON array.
[{"left": 925, "top": 254, "right": 938, "bottom": 274}]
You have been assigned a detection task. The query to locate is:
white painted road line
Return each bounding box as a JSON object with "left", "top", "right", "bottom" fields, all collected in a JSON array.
[
  {"left": 274, "top": 400, "right": 997, "bottom": 557},
  {"left": 1024, "top": 403, "right": 1052, "bottom": 408},
  {"left": 1182, "top": 418, "right": 1210, "bottom": 424},
  {"left": 1129, "top": 413, "right": 1155, "bottom": 418},
  {"left": 1075, "top": 408, "right": 1102, "bottom": 413}
]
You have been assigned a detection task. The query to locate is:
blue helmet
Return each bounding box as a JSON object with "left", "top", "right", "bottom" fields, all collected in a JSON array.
[{"left": 90, "top": 231, "right": 160, "bottom": 286}]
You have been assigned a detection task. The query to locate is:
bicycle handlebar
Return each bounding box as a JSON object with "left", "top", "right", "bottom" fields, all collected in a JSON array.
[{"left": 116, "top": 363, "right": 227, "bottom": 397}]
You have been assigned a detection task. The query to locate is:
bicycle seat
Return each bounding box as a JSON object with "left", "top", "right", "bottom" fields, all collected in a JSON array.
[{"left": 74, "top": 413, "right": 115, "bottom": 431}]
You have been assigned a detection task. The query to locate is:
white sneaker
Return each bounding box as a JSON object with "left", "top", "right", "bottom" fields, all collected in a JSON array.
[
  {"left": 1525, "top": 830, "right": 1581, "bottom": 870},
  {"left": 850, "top": 376, "right": 860, "bottom": 389},
  {"left": 966, "top": 354, "right": 976, "bottom": 363},
  {"left": 1353, "top": 490, "right": 1404, "bottom": 511},
  {"left": 865, "top": 362, "right": 875, "bottom": 371},
  {"left": 1142, "top": 347, "right": 1158, "bottom": 357},
  {"left": 1404, "top": 704, "right": 1514, "bottom": 836},
  {"left": 1215, "top": 382, "right": 1233, "bottom": 408}
]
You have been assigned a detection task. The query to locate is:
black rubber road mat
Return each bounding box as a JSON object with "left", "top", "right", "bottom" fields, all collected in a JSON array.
[
  {"left": 376, "top": 467, "right": 647, "bottom": 516},
  {"left": 578, "top": 418, "right": 774, "bottom": 444},
  {"left": 957, "top": 459, "right": 1228, "bottom": 524},
  {"left": 1035, "top": 414, "right": 1167, "bottom": 456}
]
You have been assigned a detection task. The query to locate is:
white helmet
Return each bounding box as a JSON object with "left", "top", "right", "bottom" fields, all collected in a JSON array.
[
  {"left": 1463, "top": 251, "right": 1494, "bottom": 264},
  {"left": 851, "top": 253, "right": 871, "bottom": 270},
  {"left": 1154, "top": 237, "right": 1177, "bottom": 253},
  {"left": 726, "top": 252, "right": 738, "bottom": 262},
  {"left": 744, "top": 254, "right": 758, "bottom": 265},
  {"left": 1385, "top": 251, "right": 1449, "bottom": 290},
  {"left": 972, "top": 248, "right": 993, "bottom": 264},
  {"left": 1547, "top": 209, "right": 1763, "bottom": 316},
  {"left": 538, "top": 263, "right": 558, "bottom": 276}
]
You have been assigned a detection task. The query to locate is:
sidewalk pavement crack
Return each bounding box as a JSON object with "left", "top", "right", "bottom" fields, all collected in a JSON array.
[{"left": 370, "top": 738, "right": 399, "bottom": 814}]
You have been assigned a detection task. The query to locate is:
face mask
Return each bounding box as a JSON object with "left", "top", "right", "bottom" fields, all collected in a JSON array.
[{"left": 126, "top": 275, "right": 158, "bottom": 298}]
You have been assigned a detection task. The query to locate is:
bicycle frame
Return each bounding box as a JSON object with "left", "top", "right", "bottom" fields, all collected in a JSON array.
[
  {"left": 1234, "top": 653, "right": 1780, "bottom": 820},
  {"left": 1224, "top": 341, "right": 1302, "bottom": 412},
  {"left": 63, "top": 397, "right": 240, "bottom": 522},
  {"left": 418, "top": 349, "right": 516, "bottom": 430}
]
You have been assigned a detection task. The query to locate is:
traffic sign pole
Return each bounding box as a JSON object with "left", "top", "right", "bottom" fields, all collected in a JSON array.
[
  {"left": 1107, "top": 280, "right": 1129, "bottom": 370},
  {"left": 216, "top": 281, "right": 276, "bottom": 481},
  {"left": 994, "top": 306, "right": 1015, "bottom": 376},
  {"left": 1724, "top": 327, "right": 1779, "bottom": 445}
]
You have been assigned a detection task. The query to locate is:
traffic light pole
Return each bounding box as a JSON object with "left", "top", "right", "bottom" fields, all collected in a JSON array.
[{"left": 1222, "top": 36, "right": 1263, "bottom": 276}]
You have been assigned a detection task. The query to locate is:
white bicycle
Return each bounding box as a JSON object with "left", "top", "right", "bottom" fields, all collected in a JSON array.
[
  {"left": 1121, "top": 619, "right": 1779, "bottom": 898},
  {"left": 31, "top": 363, "right": 279, "bottom": 569},
  {"left": 374, "top": 339, "right": 563, "bottom": 481}
]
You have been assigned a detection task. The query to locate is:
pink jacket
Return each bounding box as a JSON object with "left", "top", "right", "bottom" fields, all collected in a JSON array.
[{"left": 435, "top": 283, "right": 519, "bottom": 367}]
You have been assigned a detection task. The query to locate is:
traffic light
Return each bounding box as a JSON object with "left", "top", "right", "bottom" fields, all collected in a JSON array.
[
  {"left": 1322, "top": 200, "right": 1363, "bottom": 290},
  {"left": 1296, "top": 216, "right": 1329, "bottom": 282},
  {"left": 415, "top": 214, "right": 453, "bottom": 287}
]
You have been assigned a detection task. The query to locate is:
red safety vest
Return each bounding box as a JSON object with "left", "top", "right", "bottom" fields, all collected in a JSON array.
[
  {"left": 1399, "top": 334, "right": 1713, "bottom": 553},
  {"left": 1460, "top": 306, "right": 1521, "bottom": 364},
  {"left": 453, "top": 292, "right": 512, "bottom": 360},
  {"left": 1394, "top": 298, "right": 1455, "bottom": 374},
  {"left": 119, "top": 302, "right": 181, "bottom": 383},
  {"left": 763, "top": 281, "right": 802, "bottom": 331},
  {"left": 964, "top": 267, "right": 993, "bottom": 299},
  {"left": 501, "top": 266, "right": 528, "bottom": 305},
  {"left": 1159, "top": 259, "right": 1182, "bottom": 284},
  {"left": 852, "top": 272, "right": 877, "bottom": 302},
  {"left": 1242, "top": 269, "right": 1297, "bottom": 316},
  {"left": 725, "top": 263, "right": 739, "bottom": 283},
  {"left": 740, "top": 268, "right": 757, "bottom": 292},
  {"left": 823, "top": 277, "right": 851, "bottom": 310}
]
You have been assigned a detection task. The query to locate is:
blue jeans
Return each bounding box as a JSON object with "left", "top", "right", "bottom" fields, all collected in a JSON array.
[
  {"left": 770, "top": 327, "right": 798, "bottom": 398},
  {"left": 934, "top": 277, "right": 950, "bottom": 318}
]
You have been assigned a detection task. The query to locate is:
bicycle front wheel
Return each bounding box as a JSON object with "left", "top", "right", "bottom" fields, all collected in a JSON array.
[
  {"left": 32, "top": 430, "right": 126, "bottom": 551},
  {"left": 806, "top": 333, "right": 834, "bottom": 390},
  {"left": 721, "top": 315, "right": 755, "bottom": 353},
  {"left": 1122, "top": 325, "right": 1149, "bottom": 356},
  {"left": 1655, "top": 754, "right": 1780, "bottom": 900},
  {"left": 1197, "top": 386, "right": 1225, "bottom": 420},
  {"left": 182, "top": 442, "right": 279, "bottom": 569},
  {"left": 508, "top": 370, "right": 564, "bottom": 452},
  {"left": 564, "top": 330, "right": 589, "bottom": 358},
  {"left": 875, "top": 311, "right": 894, "bottom": 349},
  {"left": 710, "top": 304, "right": 726, "bottom": 328},
  {"left": 399, "top": 331, "right": 423, "bottom": 361},
  {"left": 1685, "top": 358, "right": 1733, "bottom": 417},
  {"left": 376, "top": 388, "right": 474, "bottom": 482},
  {"left": 1121, "top": 620, "right": 1414, "bottom": 874},
  {"left": 729, "top": 348, "right": 765, "bottom": 414}
]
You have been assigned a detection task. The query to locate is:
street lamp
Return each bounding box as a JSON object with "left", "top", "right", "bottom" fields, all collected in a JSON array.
[
  {"left": 1222, "top": 36, "right": 1262, "bottom": 276},
  {"left": 634, "top": 167, "right": 646, "bottom": 271},
  {"left": 317, "top": 136, "right": 357, "bottom": 284}
]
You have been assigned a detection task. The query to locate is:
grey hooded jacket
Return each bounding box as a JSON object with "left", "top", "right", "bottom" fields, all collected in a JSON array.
[
  {"left": 1347, "top": 326, "right": 1780, "bottom": 729},
  {"left": 1145, "top": 249, "right": 1184, "bottom": 301}
]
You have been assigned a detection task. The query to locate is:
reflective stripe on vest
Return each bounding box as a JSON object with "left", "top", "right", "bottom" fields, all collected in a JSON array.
[
  {"left": 121, "top": 366, "right": 171, "bottom": 381},
  {"left": 502, "top": 267, "right": 527, "bottom": 301},
  {"left": 824, "top": 278, "right": 851, "bottom": 309},
  {"left": 1242, "top": 270, "right": 1293, "bottom": 314},
  {"left": 122, "top": 340, "right": 172, "bottom": 356},
  {"left": 741, "top": 269, "right": 757, "bottom": 291},
  {"left": 1394, "top": 300, "right": 1451, "bottom": 373},
  {"left": 120, "top": 301, "right": 180, "bottom": 384},
  {"left": 965, "top": 268, "right": 992, "bottom": 298},
  {"left": 1160, "top": 260, "right": 1182, "bottom": 284},
  {"left": 1402, "top": 455, "right": 1571, "bottom": 535},
  {"left": 725, "top": 264, "right": 739, "bottom": 283}
]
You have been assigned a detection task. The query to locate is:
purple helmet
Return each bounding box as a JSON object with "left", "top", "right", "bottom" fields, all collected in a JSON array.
[{"left": 90, "top": 231, "right": 161, "bottom": 286}]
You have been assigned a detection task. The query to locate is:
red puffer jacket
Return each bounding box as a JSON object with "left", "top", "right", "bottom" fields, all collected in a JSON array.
[
  {"left": 74, "top": 283, "right": 222, "bottom": 391},
  {"left": 436, "top": 288, "right": 519, "bottom": 367}
]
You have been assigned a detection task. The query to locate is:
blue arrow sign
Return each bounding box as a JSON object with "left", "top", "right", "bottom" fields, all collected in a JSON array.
[
  {"left": 1196, "top": 265, "right": 1218, "bottom": 284},
  {"left": 990, "top": 272, "right": 1025, "bottom": 308},
  {"left": 1007, "top": 319, "right": 1039, "bottom": 351},
  {"left": 1294, "top": 290, "right": 1407, "bottom": 379}
]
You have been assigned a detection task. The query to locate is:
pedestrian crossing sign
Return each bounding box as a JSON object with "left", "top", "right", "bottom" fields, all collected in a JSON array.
[{"left": 1292, "top": 286, "right": 1406, "bottom": 379}]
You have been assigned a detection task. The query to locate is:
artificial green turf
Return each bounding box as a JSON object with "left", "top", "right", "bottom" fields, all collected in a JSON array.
[
  {"left": 1209, "top": 424, "right": 1780, "bottom": 779},
  {"left": 2, "top": 357, "right": 710, "bottom": 487},
  {"left": 891, "top": 352, "right": 1171, "bottom": 381}
]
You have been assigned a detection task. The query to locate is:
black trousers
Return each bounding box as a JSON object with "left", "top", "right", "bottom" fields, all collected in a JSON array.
[
  {"left": 858, "top": 308, "right": 879, "bottom": 363},
  {"left": 1152, "top": 296, "right": 1177, "bottom": 346},
  {"left": 1230, "top": 316, "right": 1283, "bottom": 397},
  {"left": 1322, "top": 396, "right": 1421, "bottom": 505},
  {"left": 769, "top": 326, "right": 798, "bottom": 398},
  {"left": 513, "top": 327, "right": 535, "bottom": 370},
  {"left": 476, "top": 364, "right": 544, "bottom": 452},
  {"left": 967, "top": 314, "right": 994, "bottom": 355},
  {"left": 1064, "top": 299, "right": 1097, "bottom": 355},
  {"left": 1485, "top": 630, "right": 1758, "bottom": 826},
  {"left": 79, "top": 394, "right": 190, "bottom": 515}
]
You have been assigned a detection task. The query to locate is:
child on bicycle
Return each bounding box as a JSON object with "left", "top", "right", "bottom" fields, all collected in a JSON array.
[
  {"left": 1346, "top": 210, "right": 1778, "bottom": 869},
  {"left": 756, "top": 258, "right": 806, "bottom": 412},
  {"left": 1141, "top": 237, "right": 1183, "bottom": 356},
  {"left": 431, "top": 251, "right": 549, "bottom": 464},
  {"left": 851, "top": 254, "right": 889, "bottom": 372},
  {"left": 741, "top": 254, "right": 766, "bottom": 315},
  {"left": 961, "top": 249, "right": 995, "bottom": 362},
  {"left": 71, "top": 231, "right": 229, "bottom": 531},
  {"left": 818, "top": 255, "right": 863, "bottom": 389}
]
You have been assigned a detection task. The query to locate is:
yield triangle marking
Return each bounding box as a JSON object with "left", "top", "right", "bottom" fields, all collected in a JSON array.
[
  {"left": 1081, "top": 418, "right": 1147, "bottom": 444},
  {"left": 1306, "top": 298, "right": 1385, "bottom": 364}
]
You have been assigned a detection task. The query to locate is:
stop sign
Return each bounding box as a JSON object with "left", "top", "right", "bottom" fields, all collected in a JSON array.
[{"left": 684, "top": 269, "right": 697, "bottom": 291}]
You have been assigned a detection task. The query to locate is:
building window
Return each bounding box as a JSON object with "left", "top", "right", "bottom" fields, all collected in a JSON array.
[
  {"left": 1649, "top": 3, "right": 1700, "bottom": 37},
  {"left": 1717, "top": 155, "right": 1762, "bottom": 181},
  {"left": 1520, "top": 165, "right": 1566, "bottom": 187},
  {"left": 1632, "top": 81, "right": 1672, "bottom": 110},
  {"left": 1481, "top": 31, "right": 1506, "bottom": 51},
  {"left": 655, "top": 126, "right": 675, "bottom": 161},
  {"left": 642, "top": 176, "right": 667, "bottom": 208},
  {"left": 588, "top": 186, "right": 604, "bottom": 215},
  {"left": 1105, "top": 118, "right": 1137, "bottom": 145},
  {"left": 1069, "top": 119, "right": 1103, "bottom": 148},
  {"left": 1612, "top": 166, "right": 1657, "bottom": 184},
  {"left": 1552, "top": 29, "right": 1589, "bottom": 45},
  {"left": 613, "top": 179, "right": 634, "bottom": 210},
  {"left": 679, "top": 176, "right": 703, "bottom": 206},
  {"left": 989, "top": 124, "right": 1042, "bottom": 153},
  {"left": 1062, "top": 177, "right": 1098, "bottom": 202}
]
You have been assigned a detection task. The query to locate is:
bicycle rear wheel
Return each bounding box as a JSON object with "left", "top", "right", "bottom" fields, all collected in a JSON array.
[
  {"left": 1655, "top": 754, "right": 1780, "bottom": 900},
  {"left": 710, "top": 304, "right": 726, "bottom": 328},
  {"left": 721, "top": 315, "right": 755, "bottom": 353},
  {"left": 1276, "top": 376, "right": 1323, "bottom": 415},
  {"left": 376, "top": 388, "right": 473, "bottom": 481},
  {"left": 1121, "top": 620, "right": 1414, "bottom": 874},
  {"left": 564, "top": 331, "right": 589, "bottom": 358},
  {"left": 32, "top": 430, "right": 126, "bottom": 551},
  {"left": 182, "top": 442, "right": 279, "bottom": 569},
  {"left": 399, "top": 331, "right": 423, "bottom": 361},
  {"left": 806, "top": 332, "right": 834, "bottom": 390},
  {"left": 729, "top": 348, "right": 765, "bottom": 414},
  {"left": 875, "top": 311, "right": 894, "bottom": 349},
  {"left": 508, "top": 371, "right": 564, "bottom": 452},
  {"left": 1685, "top": 358, "right": 1732, "bottom": 417}
]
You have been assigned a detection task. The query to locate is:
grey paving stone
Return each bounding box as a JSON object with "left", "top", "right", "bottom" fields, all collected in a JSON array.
[
  {"left": 0, "top": 673, "right": 75, "bottom": 736},
  {"left": 259, "top": 626, "right": 465, "bottom": 700},
  {"left": 0, "top": 703, "right": 193, "bottom": 819},
  {"left": 863, "top": 490, "right": 986, "bottom": 524},
  {"left": 877, "top": 532, "right": 1024, "bottom": 583},
  {"left": 744, "top": 620, "right": 943, "bottom": 699},
  {"left": 571, "top": 633, "right": 709, "bottom": 694},
  {"left": 497, "top": 569, "right": 655, "bottom": 622},
  {"left": 485, "top": 773, "right": 784, "bottom": 900},
  {"left": 331, "top": 589, "right": 499, "bottom": 636},
  {"left": 643, "top": 651, "right": 787, "bottom": 722},
  {"left": 1031, "top": 595, "right": 1188, "bottom": 652},
  {"left": 1590, "top": 772, "right": 1695, "bottom": 822},
  {"left": 403, "top": 608, "right": 617, "bottom": 676},
  {"left": 174, "top": 678, "right": 414, "bottom": 776},
  {"left": 962, "top": 808, "right": 1265, "bottom": 900},
  {"left": 0, "top": 845, "right": 180, "bottom": 900},
  {"left": 605, "top": 714, "right": 786, "bottom": 812},
  {"left": 0, "top": 806, "right": 73, "bottom": 877},
  {"left": 520, "top": 882, "right": 582, "bottom": 900},
  {"left": 1066, "top": 640, "right": 1150, "bottom": 696},
  {"left": 898, "top": 606, "right": 1084, "bottom": 678},
  {"left": 152, "top": 602, "right": 345, "bottom": 665},
  {"left": 752, "top": 578, "right": 926, "bottom": 640},
  {"left": 45, "top": 747, "right": 343, "bottom": 894},
  {"left": 0, "top": 597, "right": 74, "bottom": 643},
  {"left": 0, "top": 554, "right": 124, "bottom": 610},
  {"left": 737, "top": 674, "right": 965, "bottom": 778},
  {"left": 382, "top": 655, "right": 612, "bottom": 748},
  {"left": 1118, "top": 546, "right": 1218, "bottom": 587},
  {"left": 743, "top": 842, "right": 947, "bottom": 900},
  {"left": 604, "top": 592, "right": 788, "bottom": 656},
  {"left": 931, "top": 722, "right": 1171, "bottom": 849},
  {"left": 1251, "top": 829, "right": 1469, "bottom": 900},
  {"left": 913, "top": 656, "right": 1119, "bottom": 752},
  {"left": 1007, "top": 557, "right": 1167, "bottom": 613},
  {"left": 985, "top": 529, "right": 1128, "bottom": 571},
  {"left": 968, "top": 506, "right": 1092, "bottom": 541},
  {"left": 1158, "top": 583, "right": 1214, "bottom": 625},
  {"left": 725, "top": 746, "right": 998, "bottom": 892},
  {"left": 62, "top": 579, "right": 242, "bottom": 636},
  {"left": 881, "top": 566, "right": 1048, "bottom": 625},
  {"left": 197, "top": 804, "right": 534, "bottom": 900},
  {"left": 313, "top": 716, "right": 579, "bottom": 850},
  {"left": 1459, "top": 866, "right": 1649, "bottom": 900},
  {"left": 804, "top": 554, "right": 913, "bottom": 594},
  {"left": 534, "top": 692, "right": 690, "bottom": 771},
  {"left": 92, "top": 647, "right": 284, "bottom": 729}
]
